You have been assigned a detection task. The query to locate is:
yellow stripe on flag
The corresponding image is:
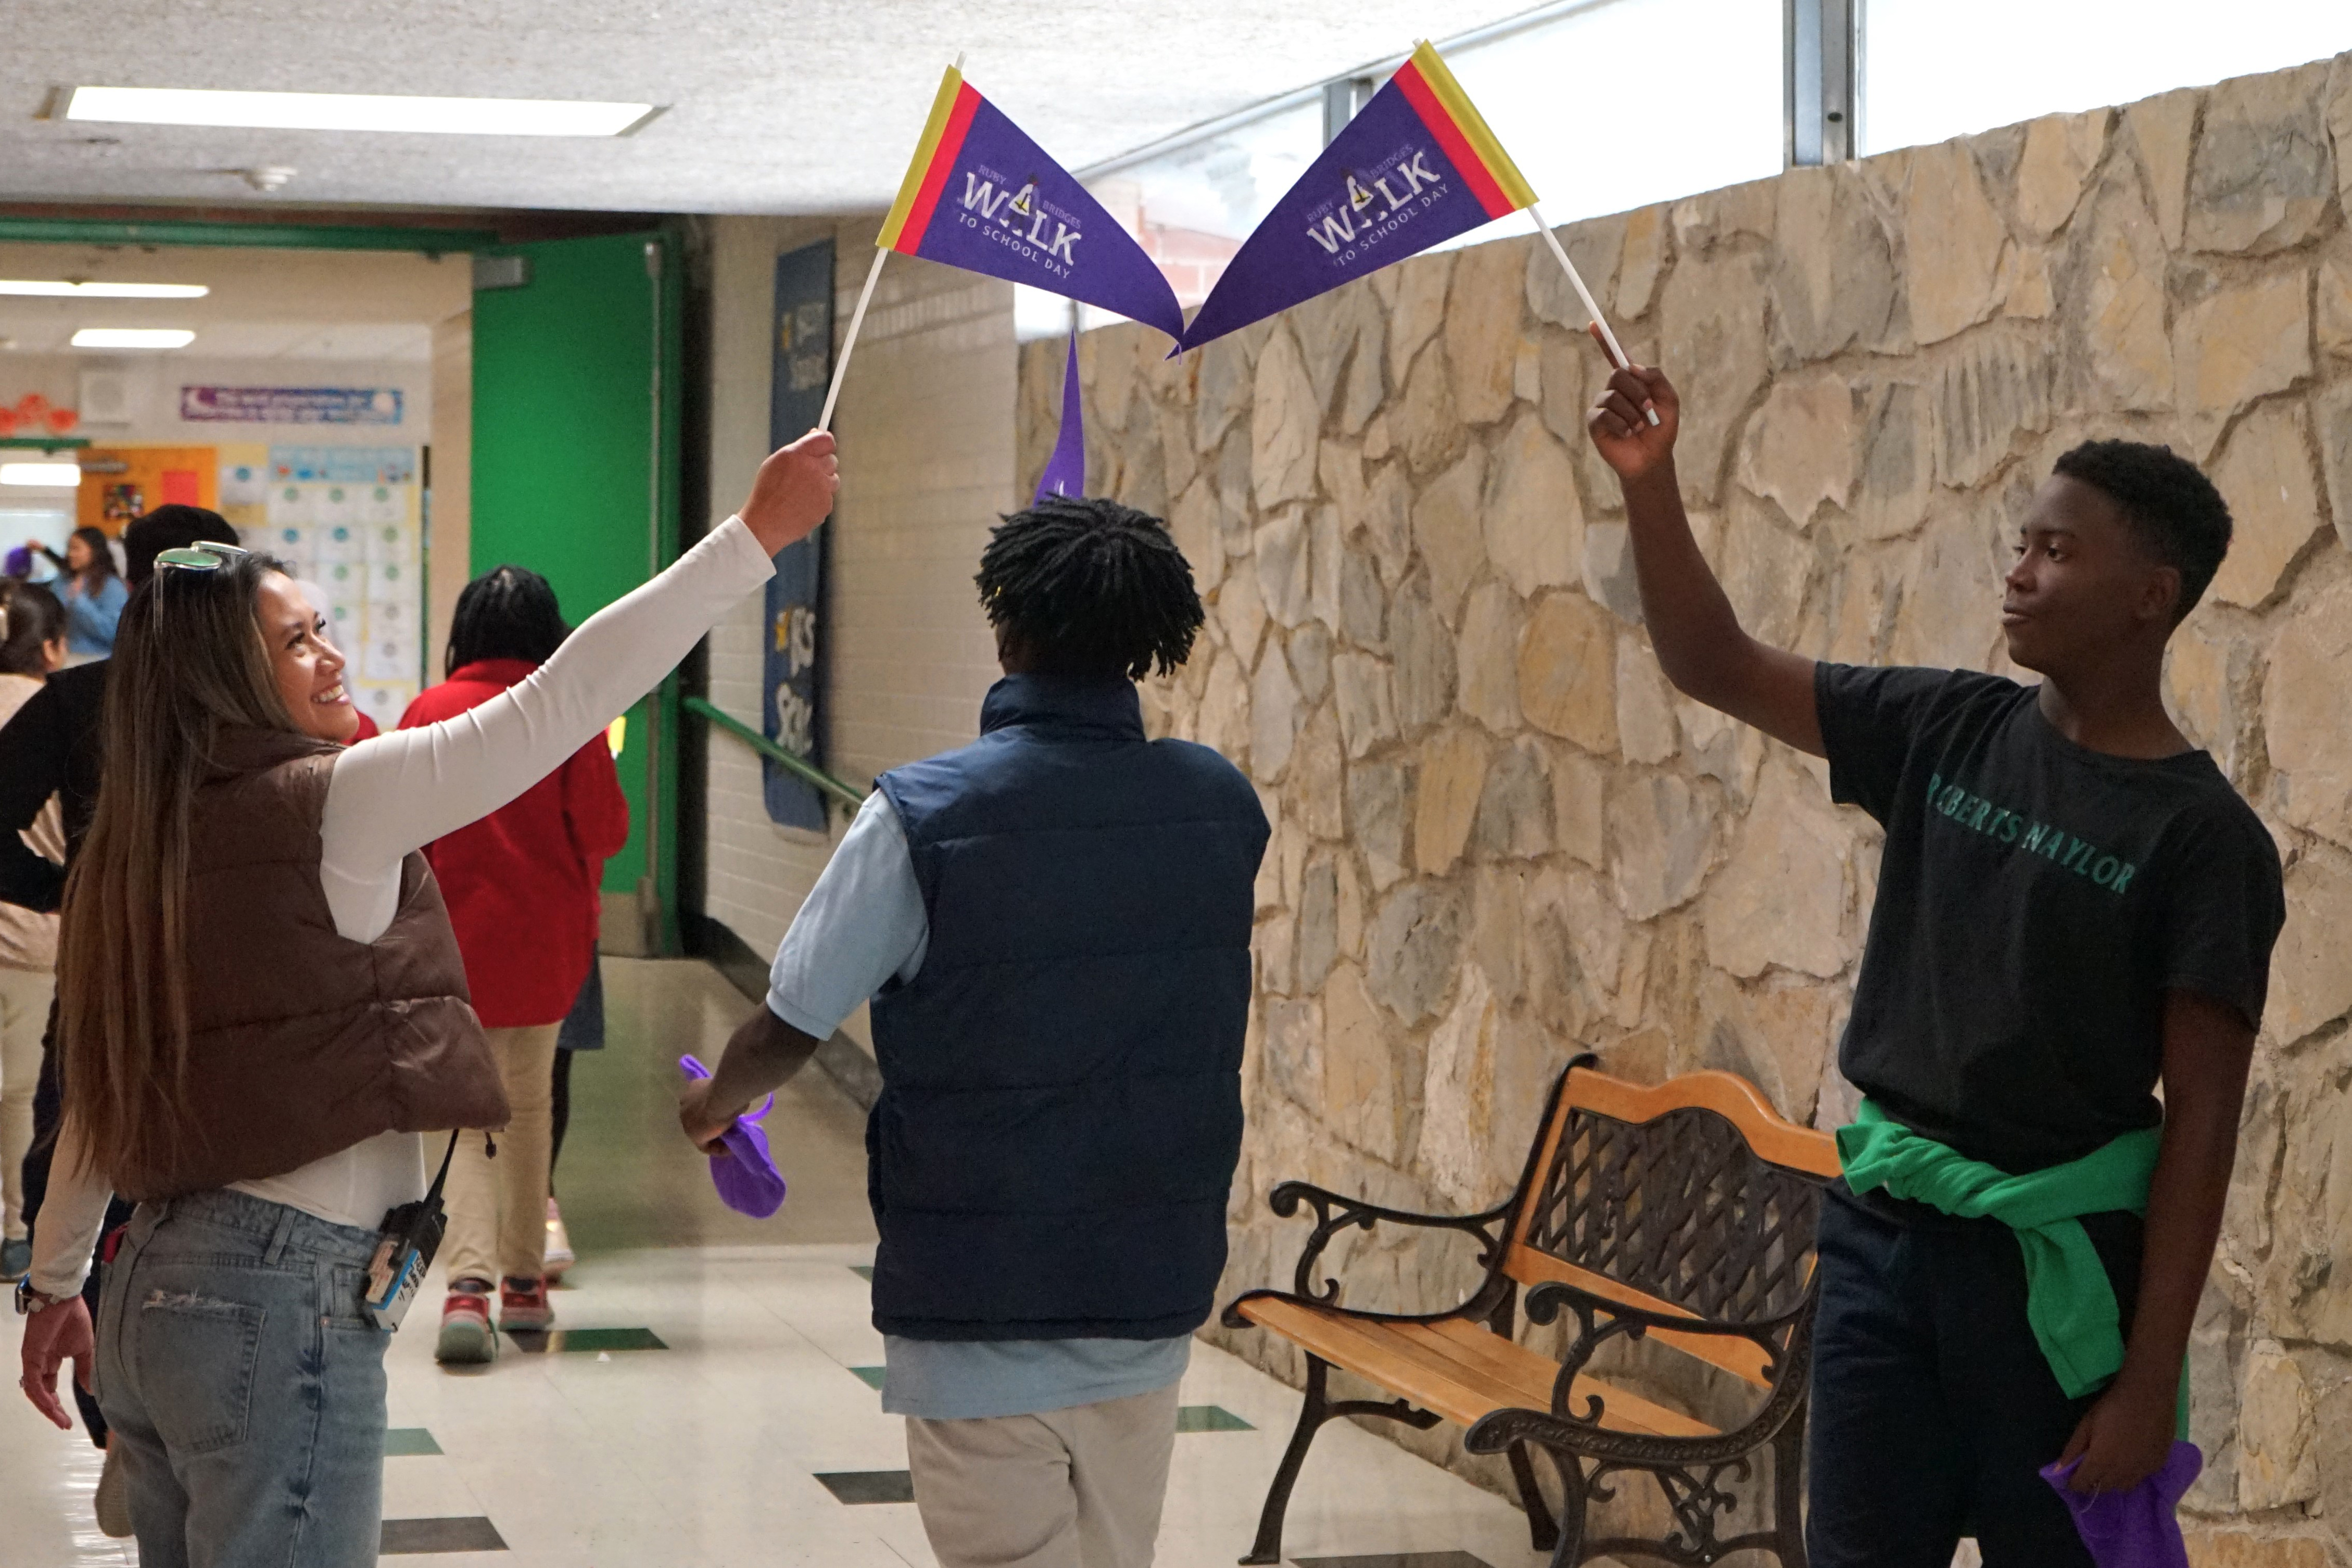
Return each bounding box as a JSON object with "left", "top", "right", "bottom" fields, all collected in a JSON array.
[
  {"left": 1408, "top": 41, "right": 1538, "bottom": 211},
  {"left": 877, "top": 66, "right": 966, "bottom": 252}
]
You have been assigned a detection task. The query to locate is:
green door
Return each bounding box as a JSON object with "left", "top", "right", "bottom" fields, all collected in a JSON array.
[{"left": 470, "top": 229, "right": 685, "bottom": 953}]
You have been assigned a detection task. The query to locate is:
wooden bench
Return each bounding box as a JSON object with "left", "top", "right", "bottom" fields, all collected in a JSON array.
[{"left": 1223, "top": 1058, "right": 1839, "bottom": 1568}]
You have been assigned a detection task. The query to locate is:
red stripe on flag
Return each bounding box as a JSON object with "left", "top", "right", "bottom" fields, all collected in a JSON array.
[
  {"left": 1392, "top": 61, "right": 1515, "bottom": 221},
  {"left": 896, "top": 84, "right": 982, "bottom": 255}
]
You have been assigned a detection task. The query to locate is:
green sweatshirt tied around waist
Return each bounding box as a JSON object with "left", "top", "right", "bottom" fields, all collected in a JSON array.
[{"left": 1836, "top": 1099, "right": 2163, "bottom": 1404}]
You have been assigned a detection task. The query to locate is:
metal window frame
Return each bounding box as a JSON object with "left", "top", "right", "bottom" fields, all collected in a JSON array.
[
  {"left": 1785, "top": 0, "right": 1862, "bottom": 166},
  {"left": 1078, "top": 0, "right": 1629, "bottom": 179}
]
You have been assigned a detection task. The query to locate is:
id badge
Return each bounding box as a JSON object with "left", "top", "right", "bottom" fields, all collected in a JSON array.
[{"left": 362, "top": 1197, "right": 446, "bottom": 1332}]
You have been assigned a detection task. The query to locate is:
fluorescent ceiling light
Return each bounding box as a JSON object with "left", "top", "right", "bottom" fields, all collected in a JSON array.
[
  {"left": 72, "top": 327, "right": 195, "bottom": 349},
  {"left": 0, "top": 463, "right": 82, "bottom": 487},
  {"left": 66, "top": 85, "right": 659, "bottom": 137},
  {"left": 0, "top": 279, "right": 209, "bottom": 299}
]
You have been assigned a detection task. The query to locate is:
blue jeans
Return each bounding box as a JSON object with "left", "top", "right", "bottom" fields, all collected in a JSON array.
[
  {"left": 1806, "top": 1186, "right": 2144, "bottom": 1567},
  {"left": 96, "top": 1188, "right": 390, "bottom": 1568}
]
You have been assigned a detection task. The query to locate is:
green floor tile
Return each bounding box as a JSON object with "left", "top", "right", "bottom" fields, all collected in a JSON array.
[
  {"left": 502, "top": 1326, "right": 667, "bottom": 1354},
  {"left": 383, "top": 1427, "right": 442, "bottom": 1456},
  {"left": 850, "top": 1365, "right": 888, "bottom": 1390},
  {"left": 1175, "top": 1404, "right": 1254, "bottom": 1433}
]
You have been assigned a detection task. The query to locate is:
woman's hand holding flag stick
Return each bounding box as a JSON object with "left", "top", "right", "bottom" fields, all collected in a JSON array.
[{"left": 1528, "top": 203, "right": 1659, "bottom": 426}]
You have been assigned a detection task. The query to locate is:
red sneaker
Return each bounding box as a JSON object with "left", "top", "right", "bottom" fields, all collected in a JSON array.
[
  {"left": 435, "top": 1280, "right": 496, "bottom": 1365},
  {"left": 499, "top": 1275, "right": 554, "bottom": 1332}
]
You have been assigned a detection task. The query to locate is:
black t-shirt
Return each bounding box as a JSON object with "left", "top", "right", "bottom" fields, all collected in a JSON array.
[{"left": 1819, "top": 663, "right": 2284, "bottom": 1174}]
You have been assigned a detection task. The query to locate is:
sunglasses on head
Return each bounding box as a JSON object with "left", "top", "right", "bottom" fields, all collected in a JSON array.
[{"left": 153, "top": 542, "right": 251, "bottom": 573}]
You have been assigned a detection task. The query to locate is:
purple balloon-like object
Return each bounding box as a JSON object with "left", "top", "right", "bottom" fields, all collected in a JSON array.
[
  {"left": 2040, "top": 1440, "right": 2201, "bottom": 1568},
  {"left": 679, "top": 1055, "right": 788, "bottom": 1218}
]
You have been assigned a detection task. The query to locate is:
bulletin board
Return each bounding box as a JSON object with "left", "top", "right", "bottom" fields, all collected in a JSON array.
[{"left": 75, "top": 446, "right": 219, "bottom": 535}]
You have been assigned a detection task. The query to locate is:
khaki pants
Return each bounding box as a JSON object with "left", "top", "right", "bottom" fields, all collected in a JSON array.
[
  {"left": 440, "top": 1022, "right": 561, "bottom": 1285},
  {"left": 0, "top": 965, "right": 49, "bottom": 1240},
  {"left": 905, "top": 1383, "right": 1180, "bottom": 1568}
]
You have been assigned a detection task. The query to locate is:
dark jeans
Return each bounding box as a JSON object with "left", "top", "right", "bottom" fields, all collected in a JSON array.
[
  {"left": 1807, "top": 1185, "right": 2143, "bottom": 1567},
  {"left": 23, "top": 1000, "right": 133, "bottom": 1449}
]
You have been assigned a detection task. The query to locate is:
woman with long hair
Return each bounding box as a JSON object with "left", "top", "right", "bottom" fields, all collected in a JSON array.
[
  {"left": 399, "top": 564, "right": 628, "bottom": 1363},
  {"left": 15, "top": 434, "right": 834, "bottom": 1564},
  {"left": 0, "top": 579, "right": 67, "bottom": 1283},
  {"left": 35, "top": 527, "right": 129, "bottom": 663}
]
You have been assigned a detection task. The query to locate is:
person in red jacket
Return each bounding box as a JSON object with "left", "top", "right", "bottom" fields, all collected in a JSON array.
[{"left": 400, "top": 565, "right": 629, "bottom": 1365}]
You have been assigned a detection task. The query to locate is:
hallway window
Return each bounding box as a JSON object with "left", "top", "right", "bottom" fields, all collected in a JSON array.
[{"left": 1862, "top": 0, "right": 2352, "bottom": 155}]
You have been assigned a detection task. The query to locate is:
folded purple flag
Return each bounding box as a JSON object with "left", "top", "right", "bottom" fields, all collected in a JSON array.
[
  {"left": 679, "top": 1054, "right": 788, "bottom": 1218},
  {"left": 1034, "top": 335, "right": 1084, "bottom": 504},
  {"left": 2040, "top": 1441, "right": 2201, "bottom": 1568}
]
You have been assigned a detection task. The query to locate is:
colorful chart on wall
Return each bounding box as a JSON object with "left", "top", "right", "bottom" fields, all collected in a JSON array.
[{"left": 251, "top": 445, "right": 423, "bottom": 731}]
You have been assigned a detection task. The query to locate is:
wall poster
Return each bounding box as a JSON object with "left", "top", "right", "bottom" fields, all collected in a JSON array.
[{"left": 761, "top": 239, "right": 834, "bottom": 831}]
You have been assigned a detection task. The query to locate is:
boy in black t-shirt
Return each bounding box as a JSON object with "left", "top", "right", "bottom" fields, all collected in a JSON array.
[{"left": 1585, "top": 357, "right": 2283, "bottom": 1564}]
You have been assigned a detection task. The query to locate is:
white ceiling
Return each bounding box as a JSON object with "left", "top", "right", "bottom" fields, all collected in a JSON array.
[{"left": 0, "top": 1, "right": 1540, "bottom": 214}]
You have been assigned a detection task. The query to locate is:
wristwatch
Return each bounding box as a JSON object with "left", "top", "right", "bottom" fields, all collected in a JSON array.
[{"left": 14, "top": 1278, "right": 69, "bottom": 1316}]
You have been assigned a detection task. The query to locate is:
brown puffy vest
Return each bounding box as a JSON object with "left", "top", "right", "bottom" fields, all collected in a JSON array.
[{"left": 117, "top": 726, "right": 509, "bottom": 1202}]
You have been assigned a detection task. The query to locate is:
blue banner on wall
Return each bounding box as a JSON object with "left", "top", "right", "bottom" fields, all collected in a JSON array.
[{"left": 762, "top": 241, "right": 834, "bottom": 832}]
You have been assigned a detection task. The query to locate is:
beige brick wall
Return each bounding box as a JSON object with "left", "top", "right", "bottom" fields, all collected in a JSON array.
[{"left": 696, "top": 217, "right": 1014, "bottom": 1042}]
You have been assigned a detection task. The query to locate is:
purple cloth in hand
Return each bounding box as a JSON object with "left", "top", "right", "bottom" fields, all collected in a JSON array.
[
  {"left": 2040, "top": 1441, "right": 2201, "bottom": 1568},
  {"left": 679, "top": 1055, "right": 788, "bottom": 1218}
]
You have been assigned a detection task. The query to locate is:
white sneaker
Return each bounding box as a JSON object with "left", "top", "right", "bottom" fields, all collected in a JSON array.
[
  {"left": 95, "top": 1439, "right": 132, "bottom": 1538},
  {"left": 544, "top": 1198, "right": 574, "bottom": 1282}
]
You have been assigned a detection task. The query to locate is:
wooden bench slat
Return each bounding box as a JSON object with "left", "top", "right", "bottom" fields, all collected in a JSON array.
[
  {"left": 1236, "top": 1296, "right": 1716, "bottom": 1440},
  {"left": 1409, "top": 1320, "right": 1715, "bottom": 1439},
  {"left": 1501, "top": 1246, "right": 1775, "bottom": 1389}
]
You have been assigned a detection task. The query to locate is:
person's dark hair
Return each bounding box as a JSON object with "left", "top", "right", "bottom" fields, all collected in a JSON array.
[
  {"left": 0, "top": 579, "right": 64, "bottom": 678},
  {"left": 66, "top": 526, "right": 118, "bottom": 585},
  {"left": 2052, "top": 440, "right": 2233, "bottom": 621},
  {"left": 121, "top": 505, "right": 240, "bottom": 587},
  {"left": 446, "top": 565, "right": 569, "bottom": 677},
  {"left": 973, "top": 495, "right": 1204, "bottom": 680}
]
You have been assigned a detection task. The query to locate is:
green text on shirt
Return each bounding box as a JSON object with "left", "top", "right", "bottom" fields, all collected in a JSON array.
[{"left": 1926, "top": 774, "right": 2139, "bottom": 895}]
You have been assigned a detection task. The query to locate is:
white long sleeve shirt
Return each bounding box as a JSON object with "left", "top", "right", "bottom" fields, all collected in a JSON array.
[{"left": 30, "top": 517, "right": 775, "bottom": 1298}]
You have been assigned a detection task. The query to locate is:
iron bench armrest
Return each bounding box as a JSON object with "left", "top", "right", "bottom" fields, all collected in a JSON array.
[
  {"left": 1455, "top": 1279, "right": 1816, "bottom": 1468},
  {"left": 1236, "top": 1179, "right": 1516, "bottom": 1315}
]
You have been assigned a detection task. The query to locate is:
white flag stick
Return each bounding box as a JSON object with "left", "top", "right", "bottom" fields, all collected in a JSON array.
[
  {"left": 818, "top": 247, "right": 887, "bottom": 434},
  {"left": 1527, "top": 203, "right": 1659, "bottom": 427},
  {"left": 818, "top": 54, "right": 965, "bottom": 434}
]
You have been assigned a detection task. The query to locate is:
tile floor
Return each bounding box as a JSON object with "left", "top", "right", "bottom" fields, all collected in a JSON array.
[{"left": 0, "top": 959, "right": 1552, "bottom": 1567}]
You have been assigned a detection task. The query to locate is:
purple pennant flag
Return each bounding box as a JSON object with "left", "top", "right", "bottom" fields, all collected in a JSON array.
[
  {"left": 1034, "top": 335, "right": 1084, "bottom": 503},
  {"left": 881, "top": 67, "right": 1184, "bottom": 343},
  {"left": 678, "top": 1054, "right": 788, "bottom": 1218},
  {"left": 1177, "top": 41, "right": 1537, "bottom": 354},
  {"left": 2040, "top": 1441, "right": 2201, "bottom": 1568}
]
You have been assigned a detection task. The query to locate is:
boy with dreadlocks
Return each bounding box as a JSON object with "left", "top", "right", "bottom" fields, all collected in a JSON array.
[
  {"left": 1587, "top": 356, "right": 2283, "bottom": 1562},
  {"left": 681, "top": 494, "right": 1266, "bottom": 1568}
]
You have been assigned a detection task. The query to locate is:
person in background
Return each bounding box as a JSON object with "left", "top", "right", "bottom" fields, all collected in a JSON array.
[
  {"left": 0, "top": 580, "right": 67, "bottom": 1283},
  {"left": 544, "top": 931, "right": 607, "bottom": 1282},
  {"left": 17, "top": 435, "right": 834, "bottom": 1565},
  {"left": 401, "top": 565, "right": 629, "bottom": 1364},
  {"left": 680, "top": 495, "right": 1267, "bottom": 1568},
  {"left": 33, "top": 529, "right": 128, "bottom": 664},
  {"left": 0, "top": 505, "right": 242, "bottom": 1533}
]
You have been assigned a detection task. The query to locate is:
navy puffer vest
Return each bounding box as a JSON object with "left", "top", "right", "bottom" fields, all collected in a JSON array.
[{"left": 868, "top": 675, "right": 1268, "bottom": 1341}]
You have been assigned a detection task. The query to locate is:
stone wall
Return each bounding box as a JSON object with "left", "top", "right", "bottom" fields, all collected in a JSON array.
[{"left": 1018, "top": 53, "right": 2352, "bottom": 1562}]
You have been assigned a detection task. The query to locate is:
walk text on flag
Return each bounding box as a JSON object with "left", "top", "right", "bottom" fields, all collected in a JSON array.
[
  {"left": 877, "top": 66, "right": 1185, "bottom": 343},
  {"left": 1177, "top": 41, "right": 1537, "bottom": 353}
]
